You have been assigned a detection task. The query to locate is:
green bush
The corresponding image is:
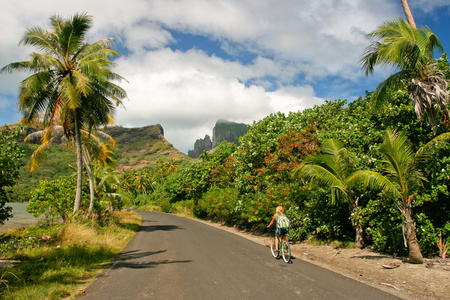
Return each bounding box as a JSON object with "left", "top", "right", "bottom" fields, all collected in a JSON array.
[
  {"left": 415, "top": 213, "right": 440, "bottom": 257},
  {"left": 360, "top": 197, "right": 404, "bottom": 254},
  {"left": 285, "top": 206, "right": 313, "bottom": 241},
  {"left": 0, "top": 125, "right": 26, "bottom": 224},
  {"left": 134, "top": 194, "right": 153, "bottom": 206},
  {"left": 27, "top": 177, "right": 89, "bottom": 222},
  {"left": 195, "top": 187, "right": 242, "bottom": 224}
]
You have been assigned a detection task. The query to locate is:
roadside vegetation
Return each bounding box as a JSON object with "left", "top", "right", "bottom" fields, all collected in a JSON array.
[
  {"left": 0, "top": 209, "right": 141, "bottom": 299},
  {"left": 1, "top": 4, "right": 450, "bottom": 299}
]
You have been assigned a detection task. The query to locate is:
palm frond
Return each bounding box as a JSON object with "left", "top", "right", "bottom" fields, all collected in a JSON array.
[
  {"left": 19, "top": 27, "right": 58, "bottom": 56},
  {"left": 29, "top": 142, "right": 50, "bottom": 172},
  {"left": 300, "top": 164, "right": 343, "bottom": 189},
  {"left": 417, "top": 27, "right": 443, "bottom": 59},
  {"left": 416, "top": 132, "right": 450, "bottom": 159},
  {"left": 407, "top": 74, "right": 449, "bottom": 128},
  {"left": 371, "top": 70, "right": 409, "bottom": 109},
  {"left": 348, "top": 170, "right": 401, "bottom": 199},
  {"left": 71, "top": 69, "right": 93, "bottom": 97},
  {"left": 59, "top": 76, "right": 81, "bottom": 109}
]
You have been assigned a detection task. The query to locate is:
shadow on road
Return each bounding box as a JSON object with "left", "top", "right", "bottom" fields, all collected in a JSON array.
[
  {"left": 111, "top": 258, "right": 192, "bottom": 269},
  {"left": 137, "top": 224, "right": 184, "bottom": 232},
  {"left": 116, "top": 249, "right": 167, "bottom": 261},
  {"left": 108, "top": 249, "right": 192, "bottom": 270}
]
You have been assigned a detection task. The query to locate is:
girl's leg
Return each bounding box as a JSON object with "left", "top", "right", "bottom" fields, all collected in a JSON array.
[{"left": 275, "top": 233, "right": 279, "bottom": 251}]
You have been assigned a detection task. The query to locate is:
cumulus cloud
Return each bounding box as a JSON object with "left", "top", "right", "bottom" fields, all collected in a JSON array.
[
  {"left": 114, "top": 48, "right": 306, "bottom": 151},
  {"left": 2, "top": 0, "right": 446, "bottom": 153}
]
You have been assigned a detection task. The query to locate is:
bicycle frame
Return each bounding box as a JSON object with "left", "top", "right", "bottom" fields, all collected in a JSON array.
[{"left": 270, "top": 233, "right": 291, "bottom": 263}]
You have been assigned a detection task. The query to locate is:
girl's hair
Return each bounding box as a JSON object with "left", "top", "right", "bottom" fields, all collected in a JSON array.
[{"left": 276, "top": 206, "right": 284, "bottom": 214}]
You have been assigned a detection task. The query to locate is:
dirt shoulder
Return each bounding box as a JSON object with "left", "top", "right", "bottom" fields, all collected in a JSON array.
[{"left": 198, "top": 220, "right": 450, "bottom": 300}]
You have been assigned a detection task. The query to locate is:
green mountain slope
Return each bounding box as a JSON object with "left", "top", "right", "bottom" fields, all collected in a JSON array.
[
  {"left": 103, "top": 125, "right": 189, "bottom": 171},
  {"left": 3, "top": 124, "right": 190, "bottom": 201}
]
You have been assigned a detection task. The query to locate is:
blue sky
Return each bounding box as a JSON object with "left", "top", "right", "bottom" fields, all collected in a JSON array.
[{"left": 1, "top": 0, "right": 449, "bottom": 153}]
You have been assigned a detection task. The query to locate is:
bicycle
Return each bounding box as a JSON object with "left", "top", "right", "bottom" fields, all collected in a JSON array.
[{"left": 270, "top": 234, "right": 291, "bottom": 263}]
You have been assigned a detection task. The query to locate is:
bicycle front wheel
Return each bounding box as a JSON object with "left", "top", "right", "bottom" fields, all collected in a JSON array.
[
  {"left": 281, "top": 240, "right": 291, "bottom": 263},
  {"left": 270, "top": 237, "right": 278, "bottom": 258}
]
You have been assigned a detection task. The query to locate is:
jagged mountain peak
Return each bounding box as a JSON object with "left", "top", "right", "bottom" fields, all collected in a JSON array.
[{"left": 188, "top": 120, "right": 248, "bottom": 158}]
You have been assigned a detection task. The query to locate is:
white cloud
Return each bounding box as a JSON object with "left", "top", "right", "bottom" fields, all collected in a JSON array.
[
  {"left": 3, "top": 0, "right": 442, "bottom": 153},
  {"left": 114, "top": 48, "right": 320, "bottom": 152}
]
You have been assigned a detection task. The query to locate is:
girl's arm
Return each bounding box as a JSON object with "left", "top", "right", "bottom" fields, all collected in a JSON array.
[{"left": 267, "top": 214, "right": 277, "bottom": 228}]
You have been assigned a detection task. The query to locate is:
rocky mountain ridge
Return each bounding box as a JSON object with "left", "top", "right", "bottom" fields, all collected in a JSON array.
[{"left": 188, "top": 119, "right": 248, "bottom": 158}]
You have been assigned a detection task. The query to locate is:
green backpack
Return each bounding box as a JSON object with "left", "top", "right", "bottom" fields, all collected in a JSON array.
[{"left": 277, "top": 214, "right": 290, "bottom": 230}]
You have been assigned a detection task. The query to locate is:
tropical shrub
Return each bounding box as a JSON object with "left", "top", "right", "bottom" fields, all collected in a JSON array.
[
  {"left": 359, "top": 197, "right": 404, "bottom": 253},
  {"left": 0, "top": 125, "right": 25, "bottom": 224},
  {"left": 415, "top": 213, "right": 441, "bottom": 257},
  {"left": 27, "top": 177, "right": 89, "bottom": 222},
  {"left": 195, "top": 187, "right": 241, "bottom": 223}
]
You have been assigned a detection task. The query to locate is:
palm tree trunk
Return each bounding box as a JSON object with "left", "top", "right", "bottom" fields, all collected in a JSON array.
[
  {"left": 351, "top": 209, "right": 364, "bottom": 248},
  {"left": 401, "top": 0, "right": 417, "bottom": 28},
  {"left": 73, "top": 116, "right": 83, "bottom": 214},
  {"left": 401, "top": 202, "right": 423, "bottom": 264},
  {"left": 349, "top": 197, "right": 364, "bottom": 249},
  {"left": 82, "top": 149, "right": 95, "bottom": 216},
  {"left": 352, "top": 219, "right": 365, "bottom": 249}
]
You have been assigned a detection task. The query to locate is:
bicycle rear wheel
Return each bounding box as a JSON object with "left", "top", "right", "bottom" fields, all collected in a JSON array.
[
  {"left": 281, "top": 240, "right": 291, "bottom": 263},
  {"left": 270, "top": 237, "right": 278, "bottom": 258}
]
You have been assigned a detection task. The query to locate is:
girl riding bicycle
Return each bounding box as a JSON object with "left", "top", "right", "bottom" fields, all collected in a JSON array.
[{"left": 267, "top": 205, "right": 288, "bottom": 255}]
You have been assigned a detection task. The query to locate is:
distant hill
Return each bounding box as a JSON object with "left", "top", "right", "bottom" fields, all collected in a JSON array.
[
  {"left": 103, "top": 125, "right": 189, "bottom": 171},
  {"left": 188, "top": 120, "right": 248, "bottom": 158}
]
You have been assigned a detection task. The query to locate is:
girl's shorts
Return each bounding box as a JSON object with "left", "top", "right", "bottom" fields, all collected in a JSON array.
[{"left": 276, "top": 228, "right": 288, "bottom": 235}]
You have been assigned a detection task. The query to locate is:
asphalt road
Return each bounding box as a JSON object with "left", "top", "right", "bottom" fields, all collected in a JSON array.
[{"left": 79, "top": 210, "right": 400, "bottom": 300}]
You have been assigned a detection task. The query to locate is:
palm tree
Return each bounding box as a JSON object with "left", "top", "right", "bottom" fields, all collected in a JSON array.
[
  {"left": 378, "top": 130, "right": 425, "bottom": 263},
  {"left": 356, "top": 129, "right": 450, "bottom": 263},
  {"left": 134, "top": 170, "right": 155, "bottom": 194},
  {"left": 360, "top": 18, "right": 448, "bottom": 132},
  {"left": 1, "top": 13, "right": 127, "bottom": 213},
  {"left": 24, "top": 123, "right": 116, "bottom": 215},
  {"left": 91, "top": 161, "right": 122, "bottom": 212},
  {"left": 294, "top": 139, "right": 368, "bottom": 248}
]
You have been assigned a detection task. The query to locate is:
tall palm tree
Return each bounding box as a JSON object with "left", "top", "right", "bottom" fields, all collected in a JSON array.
[
  {"left": 294, "top": 139, "right": 368, "bottom": 248},
  {"left": 360, "top": 18, "right": 447, "bottom": 132},
  {"left": 1, "top": 13, "right": 127, "bottom": 213}
]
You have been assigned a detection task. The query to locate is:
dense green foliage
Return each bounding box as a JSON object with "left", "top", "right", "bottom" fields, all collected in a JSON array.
[
  {"left": 12, "top": 144, "right": 76, "bottom": 202},
  {"left": 27, "top": 177, "right": 89, "bottom": 222},
  {"left": 0, "top": 125, "right": 26, "bottom": 224},
  {"left": 126, "top": 55, "right": 450, "bottom": 258}
]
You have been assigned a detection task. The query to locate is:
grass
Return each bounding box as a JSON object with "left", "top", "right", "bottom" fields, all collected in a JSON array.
[
  {"left": 132, "top": 200, "right": 195, "bottom": 219},
  {"left": 0, "top": 210, "right": 141, "bottom": 299}
]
